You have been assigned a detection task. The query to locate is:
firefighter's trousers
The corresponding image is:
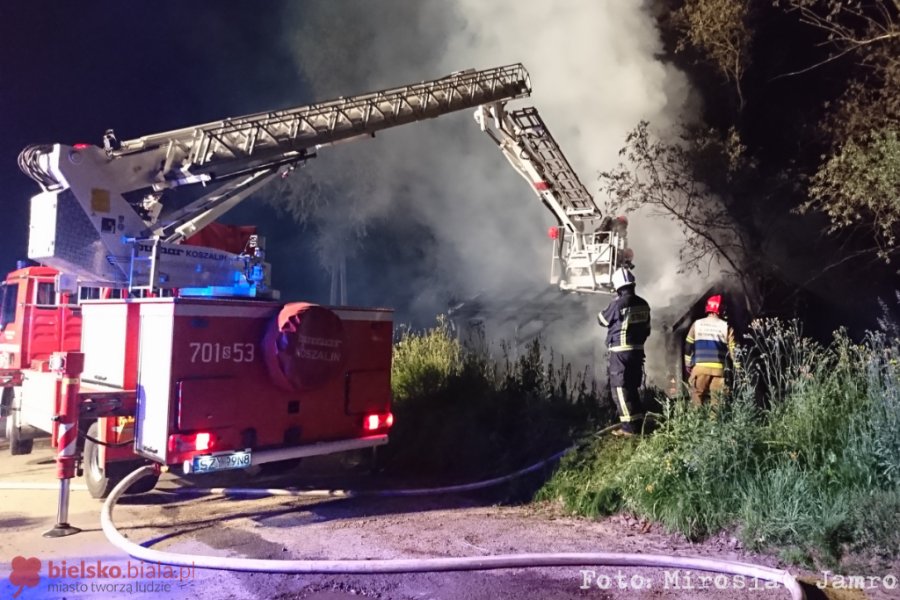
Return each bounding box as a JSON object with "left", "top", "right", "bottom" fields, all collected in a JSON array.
[
  {"left": 688, "top": 366, "right": 726, "bottom": 407},
  {"left": 608, "top": 350, "right": 645, "bottom": 432}
]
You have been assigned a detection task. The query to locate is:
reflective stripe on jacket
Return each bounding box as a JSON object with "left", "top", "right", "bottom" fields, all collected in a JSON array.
[
  {"left": 684, "top": 315, "right": 736, "bottom": 373},
  {"left": 598, "top": 290, "right": 651, "bottom": 352}
]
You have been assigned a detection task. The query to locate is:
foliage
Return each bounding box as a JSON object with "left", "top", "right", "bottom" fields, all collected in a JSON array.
[
  {"left": 391, "top": 315, "right": 461, "bottom": 404},
  {"left": 598, "top": 121, "right": 762, "bottom": 307},
  {"left": 864, "top": 332, "right": 900, "bottom": 486},
  {"left": 618, "top": 396, "right": 761, "bottom": 536},
  {"left": 540, "top": 319, "right": 900, "bottom": 566},
  {"left": 385, "top": 317, "right": 606, "bottom": 478},
  {"left": 672, "top": 0, "right": 754, "bottom": 109},
  {"left": 641, "top": 0, "right": 900, "bottom": 284},
  {"left": 803, "top": 127, "right": 900, "bottom": 258},
  {"left": 774, "top": 1, "right": 900, "bottom": 261}
]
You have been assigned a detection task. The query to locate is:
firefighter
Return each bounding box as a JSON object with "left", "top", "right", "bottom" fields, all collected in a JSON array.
[
  {"left": 598, "top": 267, "right": 652, "bottom": 437},
  {"left": 683, "top": 294, "right": 738, "bottom": 407}
]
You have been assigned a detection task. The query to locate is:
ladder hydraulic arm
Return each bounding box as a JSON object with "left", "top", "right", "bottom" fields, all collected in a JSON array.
[
  {"left": 475, "top": 103, "right": 630, "bottom": 294},
  {"left": 19, "top": 64, "right": 531, "bottom": 295}
]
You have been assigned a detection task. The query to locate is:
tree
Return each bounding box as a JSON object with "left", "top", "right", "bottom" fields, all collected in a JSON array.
[
  {"left": 672, "top": 0, "right": 755, "bottom": 110},
  {"left": 599, "top": 121, "right": 764, "bottom": 309},
  {"left": 803, "top": 128, "right": 900, "bottom": 259},
  {"left": 780, "top": 0, "right": 900, "bottom": 261}
]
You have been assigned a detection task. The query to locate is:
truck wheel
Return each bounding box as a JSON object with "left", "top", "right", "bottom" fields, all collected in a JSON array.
[
  {"left": 117, "top": 465, "right": 160, "bottom": 496},
  {"left": 84, "top": 423, "right": 115, "bottom": 498},
  {"left": 84, "top": 423, "right": 159, "bottom": 498},
  {"left": 5, "top": 390, "right": 33, "bottom": 456}
]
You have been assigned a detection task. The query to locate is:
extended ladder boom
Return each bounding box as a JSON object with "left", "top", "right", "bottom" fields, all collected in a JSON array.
[
  {"left": 19, "top": 64, "right": 531, "bottom": 294},
  {"left": 475, "top": 103, "right": 629, "bottom": 294},
  {"left": 116, "top": 64, "right": 531, "bottom": 189},
  {"left": 487, "top": 106, "right": 602, "bottom": 232}
]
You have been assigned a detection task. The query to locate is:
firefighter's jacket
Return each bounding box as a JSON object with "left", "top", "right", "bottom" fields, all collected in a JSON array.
[
  {"left": 597, "top": 289, "right": 651, "bottom": 352},
  {"left": 683, "top": 315, "right": 737, "bottom": 375}
]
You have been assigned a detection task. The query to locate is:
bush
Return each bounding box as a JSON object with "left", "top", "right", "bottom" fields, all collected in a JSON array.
[
  {"left": 540, "top": 318, "right": 900, "bottom": 566},
  {"left": 391, "top": 316, "right": 461, "bottom": 404},
  {"left": 619, "top": 397, "right": 762, "bottom": 538},
  {"left": 384, "top": 317, "right": 606, "bottom": 479}
]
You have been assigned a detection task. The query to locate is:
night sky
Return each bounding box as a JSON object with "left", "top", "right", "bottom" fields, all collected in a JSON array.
[
  {"left": 0, "top": 2, "right": 333, "bottom": 301},
  {"left": 6, "top": 3, "right": 891, "bottom": 340}
]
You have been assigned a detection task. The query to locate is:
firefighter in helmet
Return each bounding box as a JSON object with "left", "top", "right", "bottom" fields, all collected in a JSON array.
[
  {"left": 598, "top": 267, "right": 652, "bottom": 437},
  {"left": 683, "top": 294, "right": 738, "bottom": 407}
]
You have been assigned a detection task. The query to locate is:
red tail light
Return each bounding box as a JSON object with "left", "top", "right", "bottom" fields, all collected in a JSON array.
[
  {"left": 363, "top": 412, "right": 394, "bottom": 432},
  {"left": 168, "top": 431, "right": 215, "bottom": 454}
]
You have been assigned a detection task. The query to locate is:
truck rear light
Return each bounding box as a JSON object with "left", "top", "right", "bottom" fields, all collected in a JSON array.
[
  {"left": 168, "top": 431, "right": 215, "bottom": 454},
  {"left": 363, "top": 412, "right": 394, "bottom": 432},
  {"left": 195, "top": 432, "right": 211, "bottom": 451}
]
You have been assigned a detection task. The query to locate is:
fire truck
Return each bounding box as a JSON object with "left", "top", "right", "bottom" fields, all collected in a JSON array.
[{"left": 0, "top": 65, "right": 533, "bottom": 535}]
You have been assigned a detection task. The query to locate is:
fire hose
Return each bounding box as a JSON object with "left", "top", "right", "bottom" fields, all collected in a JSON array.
[{"left": 93, "top": 423, "right": 805, "bottom": 600}]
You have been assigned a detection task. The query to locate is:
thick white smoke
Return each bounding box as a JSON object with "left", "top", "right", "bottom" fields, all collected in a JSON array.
[{"left": 275, "top": 1, "right": 711, "bottom": 385}]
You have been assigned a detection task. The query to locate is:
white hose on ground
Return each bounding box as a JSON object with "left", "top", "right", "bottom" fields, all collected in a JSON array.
[{"left": 100, "top": 462, "right": 805, "bottom": 600}]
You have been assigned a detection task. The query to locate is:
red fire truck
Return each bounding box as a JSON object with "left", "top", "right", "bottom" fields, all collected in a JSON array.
[{"left": 1, "top": 65, "right": 533, "bottom": 537}]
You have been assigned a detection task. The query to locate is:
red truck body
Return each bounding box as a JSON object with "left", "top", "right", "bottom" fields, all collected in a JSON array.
[{"left": 2, "top": 263, "right": 394, "bottom": 493}]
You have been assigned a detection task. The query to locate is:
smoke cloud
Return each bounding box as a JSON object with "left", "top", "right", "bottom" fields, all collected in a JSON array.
[{"left": 274, "top": 1, "right": 711, "bottom": 385}]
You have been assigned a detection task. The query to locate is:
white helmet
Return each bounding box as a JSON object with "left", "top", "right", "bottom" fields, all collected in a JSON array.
[{"left": 612, "top": 267, "right": 636, "bottom": 291}]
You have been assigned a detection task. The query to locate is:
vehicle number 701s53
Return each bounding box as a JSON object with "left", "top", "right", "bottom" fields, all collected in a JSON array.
[{"left": 189, "top": 342, "right": 255, "bottom": 363}]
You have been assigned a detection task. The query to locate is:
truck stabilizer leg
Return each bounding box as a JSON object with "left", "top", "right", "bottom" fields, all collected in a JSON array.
[{"left": 44, "top": 352, "right": 85, "bottom": 538}]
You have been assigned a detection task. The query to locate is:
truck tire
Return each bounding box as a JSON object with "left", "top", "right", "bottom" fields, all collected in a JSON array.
[
  {"left": 5, "top": 389, "right": 34, "bottom": 456},
  {"left": 84, "top": 422, "right": 159, "bottom": 499}
]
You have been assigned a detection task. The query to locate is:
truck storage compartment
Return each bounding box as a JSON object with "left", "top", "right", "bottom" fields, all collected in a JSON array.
[
  {"left": 80, "top": 301, "right": 140, "bottom": 388},
  {"left": 132, "top": 297, "right": 393, "bottom": 468}
]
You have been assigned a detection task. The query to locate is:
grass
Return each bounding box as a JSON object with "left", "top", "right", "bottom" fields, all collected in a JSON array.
[{"left": 538, "top": 319, "right": 900, "bottom": 568}]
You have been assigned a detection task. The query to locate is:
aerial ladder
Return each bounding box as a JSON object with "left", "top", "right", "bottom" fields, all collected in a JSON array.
[
  {"left": 475, "top": 104, "right": 631, "bottom": 294},
  {"left": 18, "top": 63, "right": 532, "bottom": 298}
]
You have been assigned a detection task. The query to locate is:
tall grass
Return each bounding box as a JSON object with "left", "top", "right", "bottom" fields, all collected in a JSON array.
[
  {"left": 540, "top": 319, "right": 900, "bottom": 566},
  {"left": 385, "top": 317, "right": 607, "bottom": 479}
]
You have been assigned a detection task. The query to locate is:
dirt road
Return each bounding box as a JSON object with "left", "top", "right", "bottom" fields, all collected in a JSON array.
[{"left": 0, "top": 445, "right": 890, "bottom": 600}]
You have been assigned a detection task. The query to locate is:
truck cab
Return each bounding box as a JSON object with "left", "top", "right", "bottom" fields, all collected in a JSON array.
[{"left": 1, "top": 265, "right": 81, "bottom": 453}]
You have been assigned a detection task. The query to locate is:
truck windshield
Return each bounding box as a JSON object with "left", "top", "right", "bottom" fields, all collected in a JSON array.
[{"left": 0, "top": 283, "right": 18, "bottom": 329}]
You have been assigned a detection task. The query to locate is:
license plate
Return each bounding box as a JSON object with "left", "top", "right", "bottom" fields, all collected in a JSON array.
[{"left": 191, "top": 451, "right": 252, "bottom": 473}]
